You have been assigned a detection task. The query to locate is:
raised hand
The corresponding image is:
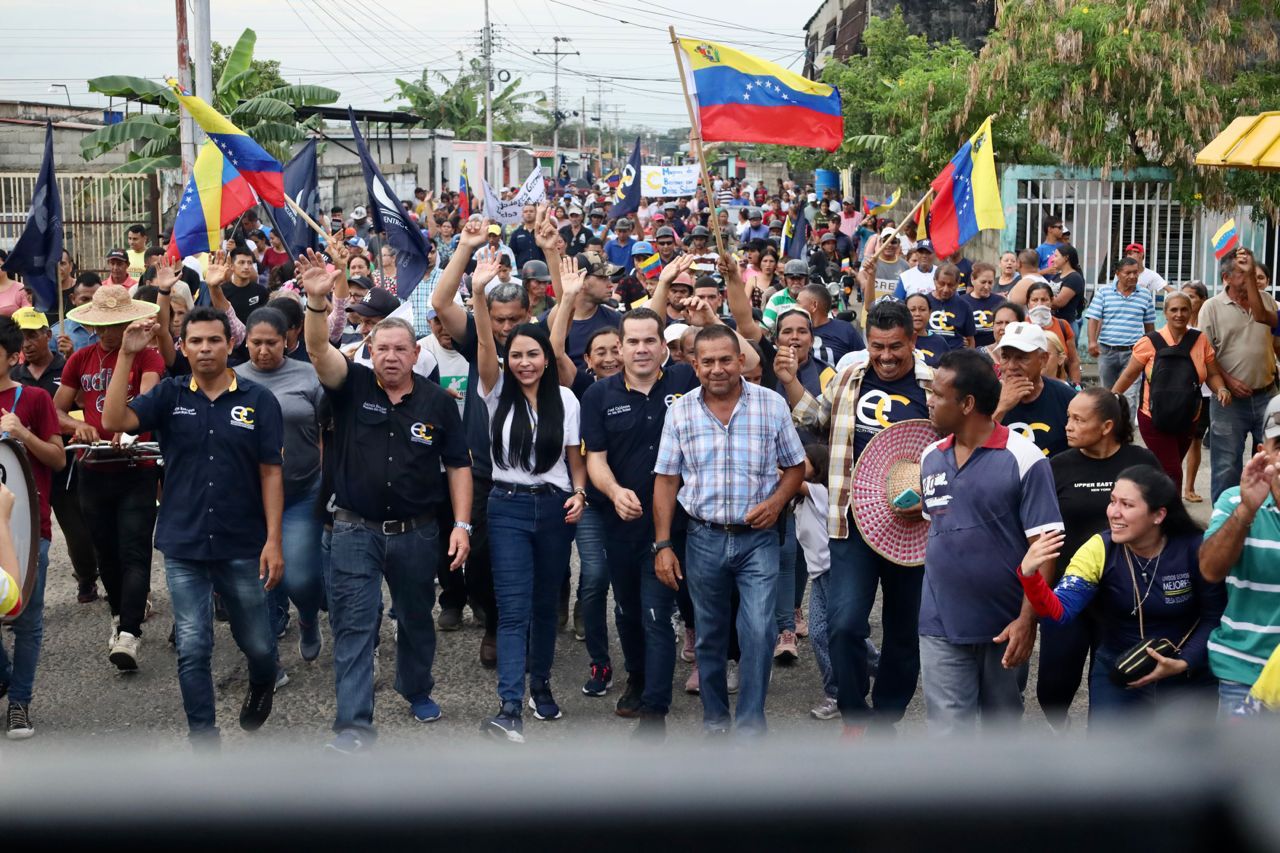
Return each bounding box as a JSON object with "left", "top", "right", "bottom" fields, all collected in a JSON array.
[
  {"left": 325, "top": 234, "right": 350, "bottom": 269},
  {"left": 534, "top": 204, "right": 561, "bottom": 252},
  {"left": 1239, "top": 450, "right": 1278, "bottom": 515},
  {"left": 683, "top": 295, "right": 717, "bottom": 327},
  {"left": 154, "top": 258, "right": 182, "bottom": 292},
  {"left": 558, "top": 255, "right": 585, "bottom": 300},
  {"left": 658, "top": 253, "right": 695, "bottom": 286},
  {"left": 296, "top": 249, "right": 335, "bottom": 300},
  {"left": 471, "top": 250, "right": 503, "bottom": 291},
  {"left": 1020, "top": 530, "right": 1065, "bottom": 577},
  {"left": 205, "top": 250, "right": 230, "bottom": 288},
  {"left": 457, "top": 216, "right": 491, "bottom": 251},
  {"left": 774, "top": 344, "right": 798, "bottom": 386},
  {"left": 121, "top": 319, "right": 157, "bottom": 355},
  {"left": 716, "top": 251, "right": 743, "bottom": 287}
]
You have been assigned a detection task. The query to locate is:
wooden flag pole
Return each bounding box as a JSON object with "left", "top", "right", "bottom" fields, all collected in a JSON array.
[
  {"left": 669, "top": 26, "right": 728, "bottom": 258},
  {"left": 868, "top": 189, "right": 932, "bottom": 265},
  {"left": 285, "top": 196, "right": 335, "bottom": 247}
]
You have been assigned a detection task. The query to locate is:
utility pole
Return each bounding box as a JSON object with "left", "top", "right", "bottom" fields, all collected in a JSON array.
[
  {"left": 175, "top": 0, "right": 195, "bottom": 179},
  {"left": 594, "top": 78, "right": 606, "bottom": 174},
  {"left": 534, "top": 36, "right": 578, "bottom": 174},
  {"left": 482, "top": 0, "right": 495, "bottom": 191}
]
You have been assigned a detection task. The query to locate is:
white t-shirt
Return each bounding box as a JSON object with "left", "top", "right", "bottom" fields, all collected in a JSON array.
[
  {"left": 480, "top": 373, "right": 580, "bottom": 492},
  {"left": 421, "top": 334, "right": 470, "bottom": 416},
  {"left": 1137, "top": 266, "right": 1168, "bottom": 294},
  {"left": 342, "top": 336, "right": 439, "bottom": 380},
  {"left": 796, "top": 483, "right": 832, "bottom": 578},
  {"left": 897, "top": 265, "right": 937, "bottom": 298}
]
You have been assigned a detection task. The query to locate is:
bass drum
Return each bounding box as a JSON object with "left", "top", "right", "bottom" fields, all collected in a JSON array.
[{"left": 0, "top": 438, "right": 39, "bottom": 623}]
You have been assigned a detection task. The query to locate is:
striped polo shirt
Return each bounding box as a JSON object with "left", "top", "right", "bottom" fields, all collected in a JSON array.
[
  {"left": 1205, "top": 488, "right": 1280, "bottom": 686},
  {"left": 1084, "top": 282, "right": 1155, "bottom": 346}
]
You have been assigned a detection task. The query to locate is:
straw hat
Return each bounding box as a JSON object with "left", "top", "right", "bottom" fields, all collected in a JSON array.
[
  {"left": 66, "top": 284, "right": 160, "bottom": 327},
  {"left": 849, "top": 419, "right": 939, "bottom": 566}
]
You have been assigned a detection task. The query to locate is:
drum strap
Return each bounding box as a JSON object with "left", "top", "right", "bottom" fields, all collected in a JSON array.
[{"left": 1, "top": 384, "right": 21, "bottom": 439}]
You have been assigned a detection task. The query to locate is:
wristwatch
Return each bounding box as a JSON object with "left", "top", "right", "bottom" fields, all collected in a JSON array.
[
  {"left": 651, "top": 540, "right": 674, "bottom": 555},
  {"left": 573, "top": 487, "right": 587, "bottom": 498},
  {"left": 453, "top": 521, "right": 473, "bottom": 534}
]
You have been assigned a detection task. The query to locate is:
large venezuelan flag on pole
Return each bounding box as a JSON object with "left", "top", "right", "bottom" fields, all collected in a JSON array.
[
  {"left": 167, "top": 79, "right": 285, "bottom": 207},
  {"left": 677, "top": 38, "right": 843, "bottom": 151},
  {"left": 926, "top": 116, "right": 1004, "bottom": 259},
  {"left": 167, "top": 141, "right": 257, "bottom": 260}
]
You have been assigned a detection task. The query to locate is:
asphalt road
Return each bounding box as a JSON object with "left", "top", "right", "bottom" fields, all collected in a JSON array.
[{"left": 7, "top": 440, "right": 1216, "bottom": 751}]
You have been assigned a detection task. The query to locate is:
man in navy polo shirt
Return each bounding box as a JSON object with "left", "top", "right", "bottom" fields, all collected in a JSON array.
[
  {"left": 919, "top": 348, "right": 1064, "bottom": 734},
  {"left": 103, "top": 306, "right": 284, "bottom": 747},
  {"left": 992, "top": 321, "right": 1077, "bottom": 457},
  {"left": 581, "top": 307, "right": 700, "bottom": 734}
]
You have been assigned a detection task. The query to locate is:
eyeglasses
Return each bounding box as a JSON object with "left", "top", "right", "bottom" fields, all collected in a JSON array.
[{"left": 656, "top": 240, "right": 674, "bottom": 246}]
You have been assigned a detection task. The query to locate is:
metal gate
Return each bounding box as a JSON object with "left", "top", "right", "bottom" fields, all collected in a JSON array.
[{"left": 0, "top": 172, "right": 157, "bottom": 275}]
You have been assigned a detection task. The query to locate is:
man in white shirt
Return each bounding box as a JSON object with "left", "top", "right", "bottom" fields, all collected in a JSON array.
[
  {"left": 893, "top": 240, "right": 939, "bottom": 299},
  {"left": 1123, "top": 242, "right": 1174, "bottom": 295}
]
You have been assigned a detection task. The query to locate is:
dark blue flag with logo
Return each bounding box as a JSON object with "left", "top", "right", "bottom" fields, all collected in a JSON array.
[
  {"left": 557, "top": 154, "right": 571, "bottom": 188},
  {"left": 2, "top": 122, "right": 62, "bottom": 311},
  {"left": 610, "top": 137, "right": 642, "bottom": 220},
  {"left": 268, "top": 137, "right": 319, "bottom": 258},
  {"left": 785, "top": 210, "right": 810, "bottom": 260},
  {"left": 348, "top": 108, "right": 431, "bottom": 301}
]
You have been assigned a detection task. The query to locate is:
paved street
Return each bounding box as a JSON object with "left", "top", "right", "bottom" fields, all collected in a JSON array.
[{"left": 7, "top": 440, "right": 1215, "bottom": 751}]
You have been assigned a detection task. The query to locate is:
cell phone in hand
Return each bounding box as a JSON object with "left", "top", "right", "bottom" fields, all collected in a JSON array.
[{"left": 891, "top": 488, "right": 920, "bottom": 509}]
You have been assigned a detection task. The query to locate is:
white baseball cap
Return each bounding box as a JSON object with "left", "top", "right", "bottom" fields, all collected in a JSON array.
[
  {"left": 1264, "top": 395, "right": 1280, "bottom": 440},
  {"left": 664, "top": 323, "right": 689, "bottom": 344},
  {"left": 999, "top": 321, "right": 1049, "bottom": 353}
]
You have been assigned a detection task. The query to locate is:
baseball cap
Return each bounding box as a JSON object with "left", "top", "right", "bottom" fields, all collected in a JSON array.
[
  {"left": 663, "top": 322, "right": 689, "bottom": 344},
  {"left": 783, "top": 259, "right": 809, "bottom": 277},
  {"left": 653, "top": 212, "right": 667, "bottom": 222},
  {"left": 820, "top": 231, "right": 836, "bottom": 244},
  {"left": 1124, "top": 242, "right": 1145, "bottom": 254},
  {"left": 749, "top": 210, "right": 762, "bottom": 220},
  {"left": 631, "top": 240, "right": 654, "bottom": 256},
  {"left": 12, "top": 306, "right": 49, "bottom": 331},
  {"left": 655, "top": 226, "right": 676, "bottom": 240},
  {"left": 106, "top": 248, "right": 128, "bottom": 263},
  {"left": 669, "top": 274, "right": 694, "bottom": 293},
  {"left": 915, "top": 239, "right": 934, "bottom": 254},
  {"left": 879, "top": 227, "right": 898, "bottom": 240},
  {"left": 768, "top": 220, "right": 784, "bottom": 230},
  {"left": 352, "top": 205, "right": 367, "bottom": 220},
  {"left": 1264, "top": 395, "right": 1280, "bottom": 440},
  {"left": 998, "top": 321, "right": 1048, "bottom": 353},
  {"left": 487, "top": 224, "right": 502, "bottom": 235},
  {"left": 575, "top": 253, "right": 622, "bottom": 279},
  {"left": 589, "top": 209, "right": 604, "bottom": 218},
  {"left": 521, "top": 260, "right": 552, "bottom": 282},
  {"left": 616, "top": 218, "right": 633, "bottom": 231},
  {"left": 691, "top": 225, "right": 710, "bottom": 238},
  {"left": 347, "top": 287, "right": 401, "bottom": 318}
]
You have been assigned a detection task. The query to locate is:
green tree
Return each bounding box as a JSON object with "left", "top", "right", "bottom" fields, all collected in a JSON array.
[
  {"left": 391, "top": 58, "right": 543, "bottom": 140},
  {"left": 80, "top": 28, "right": 339, "bottom": 173}
]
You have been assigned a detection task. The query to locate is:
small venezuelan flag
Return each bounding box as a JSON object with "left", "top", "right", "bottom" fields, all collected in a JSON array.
[
  {"left": 863, "top": 189, "right": 900, "bottom": 218},
  {"left": 167, "top": 79, "right": 284, "bottom": 207},
  {"left": 1212, "top": 219, "right": 1239, "bottom": 260},
  {"left": 635, "top": 253, "right": 662, "bottom": 279},
  {"left": 167, "top": 141, "right": 257, "bottom": 261},
  {"left": 458, "top": 162, "right": 472, "bottom": 220},
  {"left": 677, "top": 38, "right": 843, "bottom": 151}
]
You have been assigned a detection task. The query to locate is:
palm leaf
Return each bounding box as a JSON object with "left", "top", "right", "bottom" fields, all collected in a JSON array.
[
  {"left": 79, "top": 114, "right": 177, "bottom": 159},
  {"left": 215, "top": 29, "right": 257, "bottom": 97},
  {"left": 231, "top": 97, "right": 295, "bottom": 122},
  {"left": 111, "top": 154, "right": 183, "bottom": 174},
  {"left": 87, "top": 75, "right": 175, "bottom": 106},
  {"left": 256, "top": 84, "right": 340, "bottom": 106}
]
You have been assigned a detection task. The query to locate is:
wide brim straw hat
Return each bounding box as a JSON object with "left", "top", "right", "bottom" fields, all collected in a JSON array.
[
  {"left": 850, "top": 418, "right": 940, "bottom": 567},
  {"left": 67, "top": 284, "right": 160, "bottom": 326}
]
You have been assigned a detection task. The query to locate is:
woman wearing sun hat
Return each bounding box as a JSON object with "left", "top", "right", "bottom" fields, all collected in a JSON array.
[{"left": 52, "top": 284, "right": 163, "bottom": 672}]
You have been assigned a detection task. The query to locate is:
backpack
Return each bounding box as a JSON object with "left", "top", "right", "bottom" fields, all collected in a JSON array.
[{"left": 1145, "top": 329, "right": 1202, "bottom": 433}]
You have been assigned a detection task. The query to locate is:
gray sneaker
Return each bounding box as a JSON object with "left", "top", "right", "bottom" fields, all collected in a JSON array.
[
  {"left": 726, "top": 660, "right": 740, "bottom": 695},
  {"left": 810, "top": 696, "right": 839, "bottom": 720},
  {"left": 109, "top": 631, "right": 140, "bottom": 671}
]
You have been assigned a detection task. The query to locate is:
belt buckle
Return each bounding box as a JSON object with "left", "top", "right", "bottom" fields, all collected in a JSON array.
[{"left": 381, "top": 519, "right": 404, "bottom": 536}]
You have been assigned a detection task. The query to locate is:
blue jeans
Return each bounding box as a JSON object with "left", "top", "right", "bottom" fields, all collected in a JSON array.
[
  {"left": 774, "top": 510, "right": 797, "bottom": 633},
  {"left": 1218, "top": 679, "right": 1252, "bottom": 718},
  {"left": 166, "top": 556, "right": 277, "bottom": 736},
  {"left": 575, "top": 505, "right": 610, "bottom": 667},
  {"left": 1210, "top": 392, "right": 1276, "bottom": 502},
  {"left": 488, "top": 488, "right": 574, "bottom": 705},
  {"left": 684, "top": 522, "right": 779, "bottom": 735},
  {"left": 1088, "top": 646, "right": 1218, "bottom": 725},
  {"left": 0, "top": 539, "right": 50, "bottom": 704},
  {"left": 269, "top": 482, "right": 326, "bottom": 633},
  {"left": 608, "top": 525, "right": 681, "bottom": 713},
  {"left": 1097, "top": 344, "right": 1141, "bottom": 421},
  {"left": 827, "top": 530, "right": 923, "bottom": 724},
  {"left": 809, "top": 572, "right": 836, "bottom": 698},
  {"left": 328, "top": 519, "right": 440, "bottom": 737}
]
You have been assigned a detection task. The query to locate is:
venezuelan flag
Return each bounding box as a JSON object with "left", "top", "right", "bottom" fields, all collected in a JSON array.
[
  {"left": 167, "top": 79, "right": 284, "bottom": 207},
  {"left": 166, "top": 141, "right": 257, "bottom": 260},
  {"left": 926, "top": 116, "right": 1004, "bottom": 259},
  {"left": 677, "top": 38, "right": 843, "bottom": 151},
  {"left": 604, "top": 168, "right": 621, "bottom": 189},
  {"left": 458, "top": 161, "right": 472, "bottom": 220},
  {"left": 1212, "top": 219, "right": 1239, "bottom": 259},
  {"left": 863, "top": 189, "right": 900, "bottom": 218},
  {"left": 635, "top": 252, "right": 662, "bottom": 279}
]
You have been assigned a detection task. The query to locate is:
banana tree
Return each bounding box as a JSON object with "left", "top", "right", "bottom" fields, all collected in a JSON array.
[
  {"left": 391, "top": 58, "right": 542, "bottom": 140},
  {"left": 81, "top": 28, "right": 339, "bottom": 173}
]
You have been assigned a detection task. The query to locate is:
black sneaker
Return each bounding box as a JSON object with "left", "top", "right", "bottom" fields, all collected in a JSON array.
[
  {"left": 6, "top": 702, "right": 34, "bottom": 740},
  {"left": 214, "top": 593, "right": 230, "bottom": 623},
  {"left": 239, "top": 680, "right": 274, "bottom": 731},
  {"left": 483, "top": 701, "right": 525, "bottom": 743},
  {"left": 582, "top": 663, "right": 613, "bottom": 696},
  {"left": 77, "top": 581, "right": 100, "bottom": 603},
  {"left": 527, "top": 678, "right": 563, "bottom": 720},
  {"left": 614, "top": 675, "right": 645, "bottom": 718},
  {"left": 438, "top": 607, "right": 463, "bottom": 632}
]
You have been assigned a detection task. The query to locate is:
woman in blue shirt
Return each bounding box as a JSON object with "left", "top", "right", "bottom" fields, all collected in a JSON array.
[{"left": 905, "top": 293, "right": 949, "bottom": 367}]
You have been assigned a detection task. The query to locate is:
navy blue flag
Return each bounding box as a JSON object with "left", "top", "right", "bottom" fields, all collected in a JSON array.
[
  {"left": 347, "top": 108, "right": 431, "bottom": 301},
  {"left": 557, "top": 155, "right": 571, "bottom": 188},
  {"left": 610, "top": 137, "right": 642, "bottom": 220},
  {"left": 2, "top": 122, "right": 62, "bottom": 311},
  {"left": 786, "top": 211, "right": 810, "bottom": 260},
  {"left": 268, "top": 138, "right": 319, "bottom": 258}
]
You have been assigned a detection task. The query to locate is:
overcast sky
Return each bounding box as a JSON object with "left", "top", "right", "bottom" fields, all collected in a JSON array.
[{"left": 3, "top": 0, "right": 811, "bottom": 132}]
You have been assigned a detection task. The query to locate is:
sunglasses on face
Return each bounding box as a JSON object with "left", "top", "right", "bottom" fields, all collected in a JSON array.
[{"left": 657, "top": 240, "right": 674, "bottom": 246}]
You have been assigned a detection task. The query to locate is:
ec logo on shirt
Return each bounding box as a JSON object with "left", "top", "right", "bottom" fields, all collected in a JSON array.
[
  {"left": 929, "top": 310, "right": 956, "bottom": 333},
  {"left": 857, "top": 391, "right": 911, "bottom": 428},
  {"left": 1007, "top": 421, "right": 1050, "bottom": 454},
  {"left": 230, "top": 406, "right": 255, "bottom": 429},
  {"left": 664, "top": 393, "right": 684, "bottom": 408},
  {"left": 973, "top": 310, "right": 994, "bottom": 329},
  {"left": 410, "top": 422, "right": 434, "bottom": 445}
]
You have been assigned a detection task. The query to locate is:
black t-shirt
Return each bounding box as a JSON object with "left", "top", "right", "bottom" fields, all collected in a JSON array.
[
  {"left": 1049, "top": 443, "right": 1160, "bottom": 569},
  {"left": 508, "top": 226, "right": 543, "bottom": 270},
  {"left": 559, "top": 225, "right": 590, "bottom": 256},
  {"left": 1055, "top": 271, "right": 1086, "bottom": 325},
  {"left": 853, "top": 367, "right": 930, "bottom": 458},
  {"left": 455, "top": 313, "right": 507, "bottom": 481},
  {"left": 813, "top": 318, "right": 864, "bottom": 364},
  {"left": 540, "top": 305, "right": 622, "bottom": 369},
  {"left": 328, "top": 362, "right": 470, "bottom": 520},
  {"left": 223, "top": 279, "right": 270, "bottom": 363},
  {"left": 1002, "top": 376, "right": 1077, "bottom": 457},
  {"left": 915, "top": 333, "right": 949, "bottom": 367},
  {"left": 926, "top": 293, "right": 976, "bottom": 348},
  {"left": 962, "top": 293, "right": 1005, "bottom": 348},
  {"left": 10, "top": 353, "right": 65, "bottom": 398}
]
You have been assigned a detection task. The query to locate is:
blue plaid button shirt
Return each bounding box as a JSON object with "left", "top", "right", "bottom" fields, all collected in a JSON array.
[{"left": 654, "top": 379, "right": 806, "bottom": 525}]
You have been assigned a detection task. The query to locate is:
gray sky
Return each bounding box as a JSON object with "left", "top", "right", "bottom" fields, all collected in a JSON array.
[{"left": 3, "top": 0, "right": 811, "bottom": 131}]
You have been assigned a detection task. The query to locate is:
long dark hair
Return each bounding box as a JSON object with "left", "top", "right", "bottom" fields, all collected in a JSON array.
[
  {"left": 490, "top": 322, "right": 565, "bottom": 474},
  {"left": 1057, "top": 244, "right": 1080, "bottom": 272},
  {"left": 1116, "top": 464, "right": 1203, "bottom": 537}
]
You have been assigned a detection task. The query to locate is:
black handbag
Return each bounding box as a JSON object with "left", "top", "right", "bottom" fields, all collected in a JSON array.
[{"left": 1108, "top": 544, "right": 1198, "bottom": 687}]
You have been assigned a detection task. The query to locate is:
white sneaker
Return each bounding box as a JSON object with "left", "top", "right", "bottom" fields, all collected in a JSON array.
[
  {"left": 810, "top": 696, "right": 839, "bottom": 720},
  {"left": 726, "top": 660, "right": 740, "bottom": 694},
  {"left": 107, "top": 618, "right": 120, "bottom": 652},
  {"left": 109, "top": 631, "right": 140, "bottom": 672}
]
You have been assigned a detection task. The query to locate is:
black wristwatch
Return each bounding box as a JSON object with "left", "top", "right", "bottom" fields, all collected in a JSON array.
[{"left": 651, "top": 540, "right": 674, "bottom": 555}]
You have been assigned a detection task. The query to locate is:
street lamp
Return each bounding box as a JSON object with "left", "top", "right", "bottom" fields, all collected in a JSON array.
[{"left": 47, "top": 83, "right": 71, "bottom": 107}]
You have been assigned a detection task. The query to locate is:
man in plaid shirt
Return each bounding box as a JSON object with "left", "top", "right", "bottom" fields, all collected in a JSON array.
[
  {"left": 777, "top": 300, "right": 932, "bottom": 736},
  {"left": 654, "top": 325, "right": 805, "bottom": 736}
]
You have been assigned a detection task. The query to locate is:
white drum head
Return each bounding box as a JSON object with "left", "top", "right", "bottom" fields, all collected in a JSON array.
[{"left": 0, "top": 438, "right": 39, "bottom": 622}]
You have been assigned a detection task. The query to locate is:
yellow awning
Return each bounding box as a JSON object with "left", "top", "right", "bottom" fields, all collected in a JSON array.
[{"left": 1197, "top": 112, "right": 1280, "bottom": 171}]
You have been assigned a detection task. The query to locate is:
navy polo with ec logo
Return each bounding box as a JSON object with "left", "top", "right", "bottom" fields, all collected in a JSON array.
[{"left": 129, "top": 372, "right": 284, "bottom": 561}]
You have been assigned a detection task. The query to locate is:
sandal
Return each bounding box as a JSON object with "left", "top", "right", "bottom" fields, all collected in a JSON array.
[{"left": 1183, "top": 492, "right": 1203, "bottom": 503}]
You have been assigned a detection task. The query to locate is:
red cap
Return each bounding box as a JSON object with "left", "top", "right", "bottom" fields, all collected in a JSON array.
[{"left": 1124, "top": 242, "right": 1145, "bottom": 254}]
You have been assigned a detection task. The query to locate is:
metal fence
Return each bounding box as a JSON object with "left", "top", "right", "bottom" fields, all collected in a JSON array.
[{"left": 0, "top": 172, "right": 157, "bottom": 275}]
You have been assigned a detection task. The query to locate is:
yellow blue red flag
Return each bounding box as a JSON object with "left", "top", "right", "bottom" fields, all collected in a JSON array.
[
  {"left": 166, "top": 141, "right": 257, "bottom": 260},
  {"left": 926, "top": 116, "right": 1003, "bottom": 258},
  {"left": 167, "top": 79, "right": 284, "bottom": 207}
]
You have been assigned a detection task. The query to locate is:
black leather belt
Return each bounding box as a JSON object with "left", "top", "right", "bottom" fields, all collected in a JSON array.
[
  {"left": 334, "top": 508, "right": 434, "bottom": 536},
  {"left": 689, "top": 516, "right": 753, "bottom": 534},
  {"left": 1099, "top": 343, "right": 1133, "bottom": 351},
  {"left": 492, "top": 481, "right": 562, "bottom": 495}
]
